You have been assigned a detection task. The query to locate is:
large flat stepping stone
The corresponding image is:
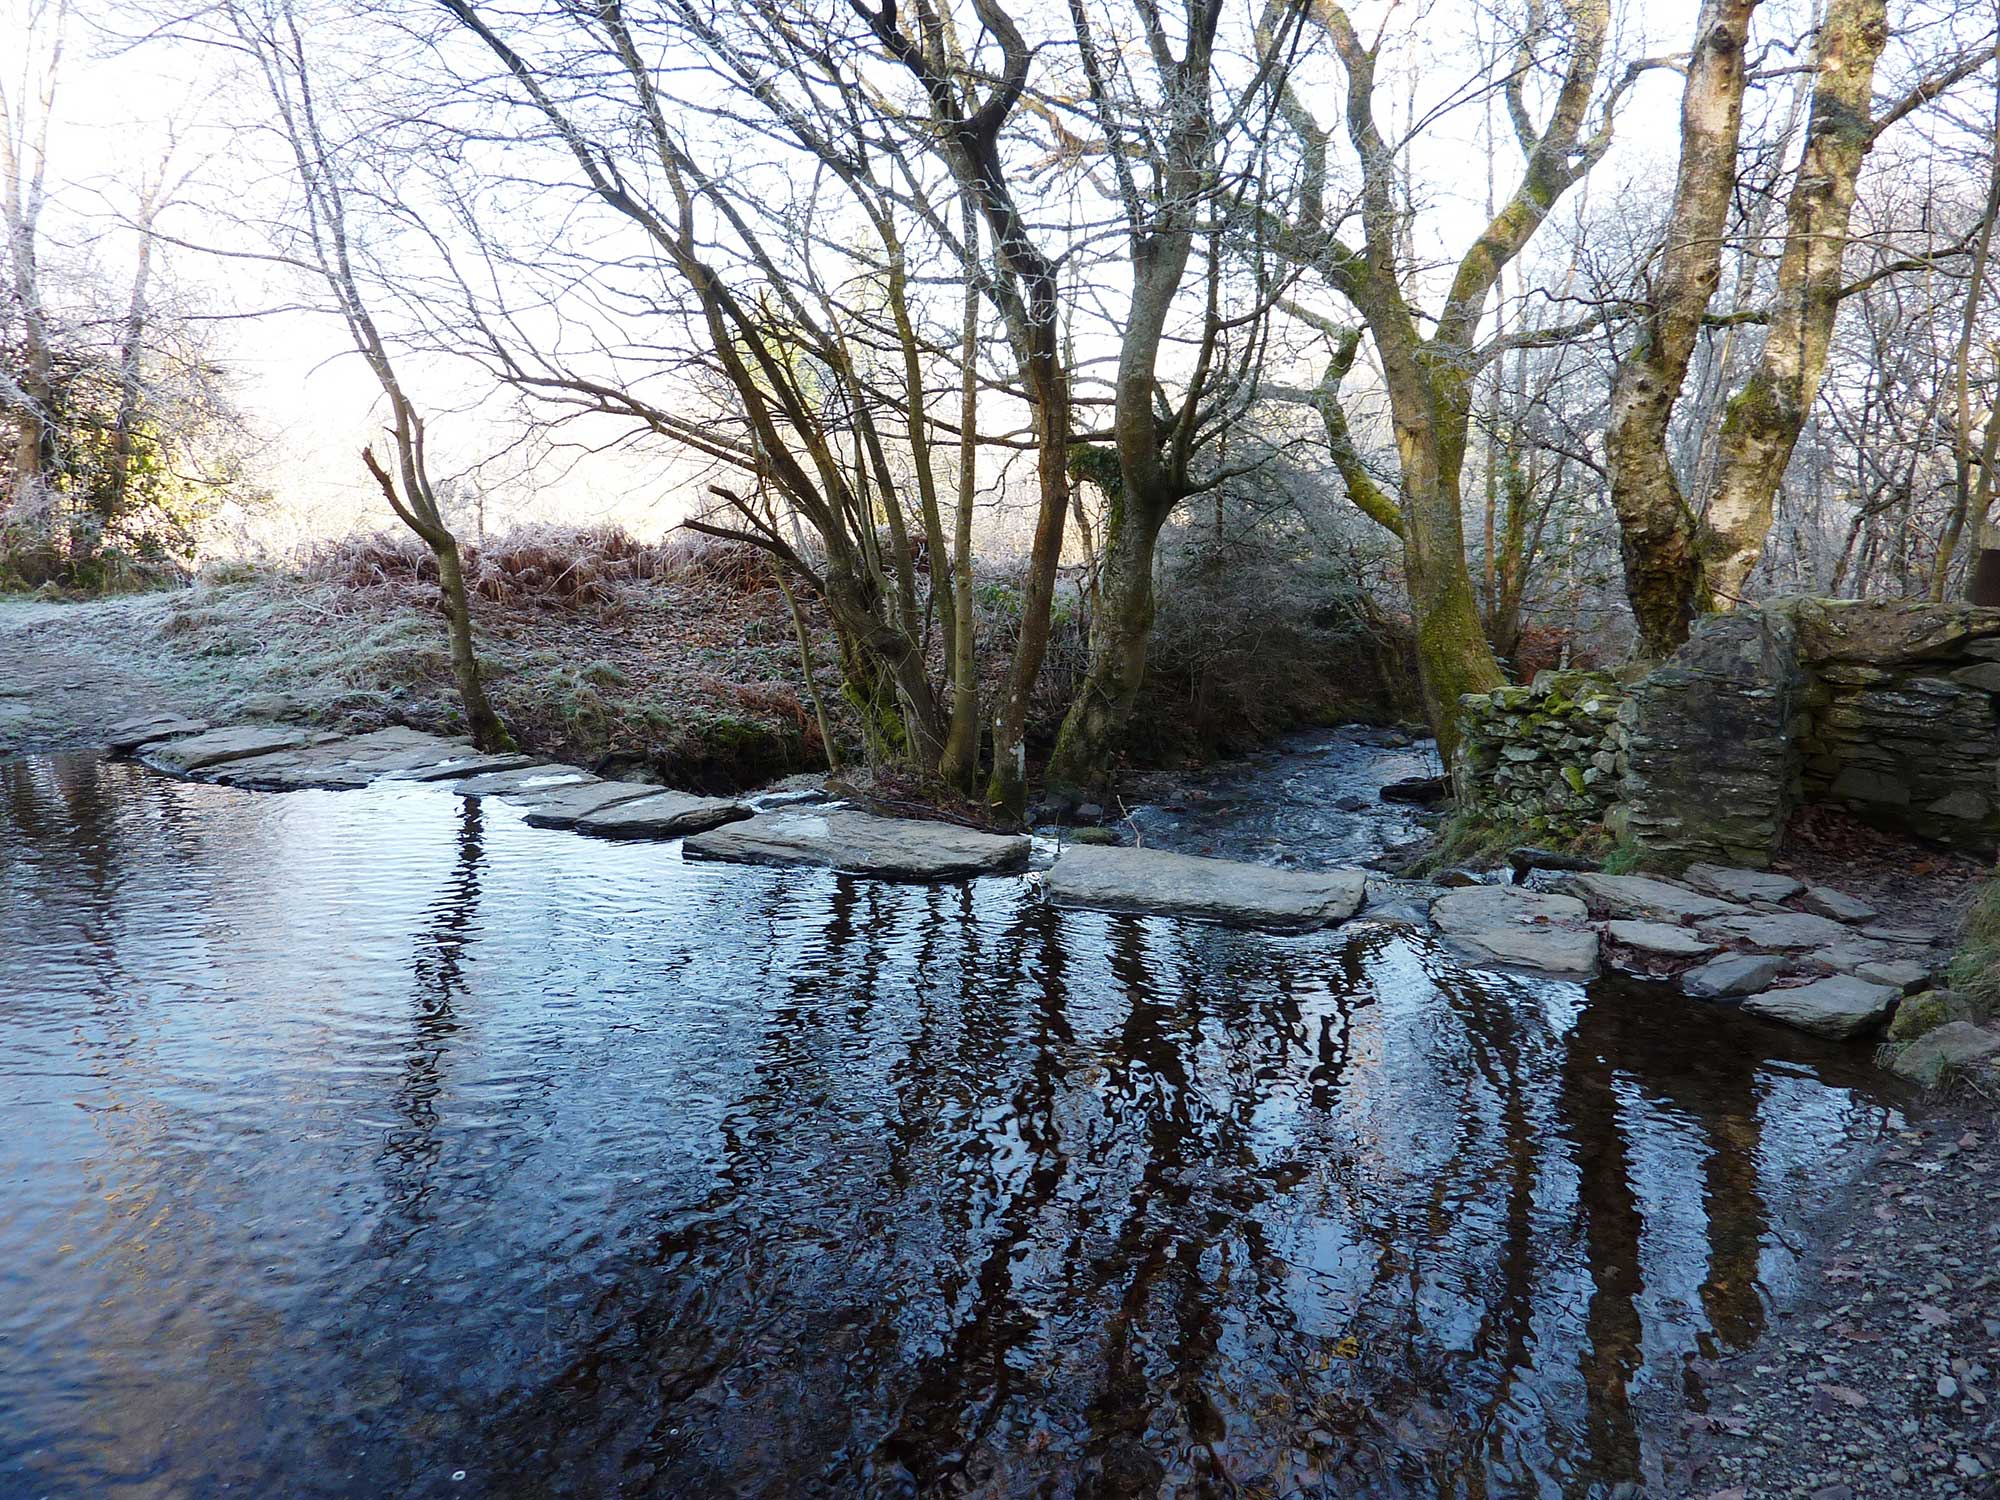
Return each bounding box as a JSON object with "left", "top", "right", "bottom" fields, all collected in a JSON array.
[
  {"left": 1742, "top": 974, "right": 1899, "bottom": 1039},
  {"left": 142, "top": 724, "right": 336, "bottom": 773},
  {"left": 1856, "top": 958, "right": 1931, "bottom": 993},
  {"left": 1604, "top": 919, "right": 1717, "bottom": 958},
  {"left": 1043, "top": 844, "right": 1365, "bottom": 930},
  {"left": 106, "top": 712, "right": 208, "bottom": 755},
  {"left": 391, "top": 751, "right": 542, "bottom": 783},
  {"left": 1859, "top": 923, "right": 1938, "bottom": 948},
  {"left": 1681, "top": 952, "right": 1783, "bottom": 999},
  {"left": 1700, "top": 909, "right": 1852, "bottom": 950},
  {"left": 683, "top": 808, "right": 1030, "bottom": 881},
  {"left": 1566, "top": 873, "right": 1744, "bottom": 924},
  {"left": 452, "top": 764, "right": 594, "bottom": 797},
  {"left": 1433, "top": 886, "right": 1598, "bottom": 977},
  {"left": 1682, "top": 863, "right": 1803, "bottom": 905},
  {"left": 211, "top": 727, "right": 480, "bottom": 790},
  {"left": 510, "top": 780, "right": 665, "bottom": 829},
  {"left": 574, "top": 790, "right": 753, "bottom": 840}
]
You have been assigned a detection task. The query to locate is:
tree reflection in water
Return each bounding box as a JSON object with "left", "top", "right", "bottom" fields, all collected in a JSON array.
[{"left": 0, "top": 754, "right": 1898, "bottom": 1500}]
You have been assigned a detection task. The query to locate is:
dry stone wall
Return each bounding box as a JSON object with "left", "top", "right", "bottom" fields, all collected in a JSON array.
[{"left": 1455, "top": 599, "right": 2000, "bottom": 868}]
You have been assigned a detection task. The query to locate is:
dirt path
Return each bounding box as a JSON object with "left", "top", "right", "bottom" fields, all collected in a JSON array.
[{"left": 0, "top": 595, "right": 197, "bottom": 755}]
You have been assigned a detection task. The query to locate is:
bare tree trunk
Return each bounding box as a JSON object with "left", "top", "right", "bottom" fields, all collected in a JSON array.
[
  {"left": 1702, "top": 0, "right": 1892, "bottom": 605},
  {"left": 101, "top": 177, "right": 163, "bottom": 549},
  {"left": 1605, "top": 0, "right": 1761, "bottom": 655},
  {"left": 1934, "top": 63, "right": 2000, "bottom": 598},
  {"left": 1, "top": 2, "right": 61, "bottom": 522}
]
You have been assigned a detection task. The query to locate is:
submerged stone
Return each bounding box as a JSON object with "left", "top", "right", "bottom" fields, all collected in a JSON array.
[
  {"left": 1043, "top": 844, "right": 1365, "bottom": 930},
  {"left": 451, "top": 764, "right": 594, "bottom": 798},
  {"left": 1742, "top": 974, "right": 1899, "bottom": 1039},
  {"left": 573, "top": 790, "right": 752, "bottom": 840},
  {"left": 683, "top": 808, "right": 1031, "bottom": 881}
]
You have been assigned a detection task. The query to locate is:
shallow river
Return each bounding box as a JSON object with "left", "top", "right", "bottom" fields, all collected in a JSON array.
[{"left": 0, "top": 742, "right": 1903, "bottom": 1498}]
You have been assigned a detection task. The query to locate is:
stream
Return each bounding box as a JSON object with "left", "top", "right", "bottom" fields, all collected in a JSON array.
[{"left": 0, "top": 733, "right": 1902, "bottom": 1498}]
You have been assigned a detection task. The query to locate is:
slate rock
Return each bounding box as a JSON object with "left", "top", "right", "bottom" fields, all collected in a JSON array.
[
  {"left": 573, "top": 790, "right": 753, "bottom": 840},
  {"left": 452, "top": 764, "right": 595, "bottom": 798},
  {"left": 684, "top": 808, "right": 1031, "bottom": 881},
  {"left": 512, "top": 780, "right": 665, "bottom": 829},
  {"left": 1855, "top": 958, "right": 1931, "bottom": 993},
  {"left": 211, "top": 727, "right": 480, "bottom": 790},
  {"left": 1604, "top": 919, "right": 1718, "bottom": 958},
  {"left": 1801, "top": 885, "right": 1881, "bottom": 924},
  {"left": 1567, "top": 872, "right": 1744, "bottom": 923},
  {"left": 1701, "top": 909, "right": 1854, "bottom": 950},
  {"left": 142, "top": 724, "right": 336, "bottom": 773},
  {"left": 1681, "top": 952, "right": 1785, "bottom": 1000},
  {"left": 1432, "top": 886, "right": 1597, "bottom": 977},
  {"left": 1859, "top": 923, "right": 1938, "bottom": 948},
  {"left": 105, "top": 712, "right": 208, "bottom": 756},
  {"left": 1682, "top": 863, "right": 1804, "bottom": 905},
  {"left": 391, "top": 752, "right": 542, "bottom": 783},
  {"left": 1883, "top": 1022, "right": 2000, "bottom": 1088},
  {"left": 1044, "top": 845, "right": 1366, "bottom": 930},
  {"left": 1743, "top": 974, "right": 1900, "bottom": 1039}
]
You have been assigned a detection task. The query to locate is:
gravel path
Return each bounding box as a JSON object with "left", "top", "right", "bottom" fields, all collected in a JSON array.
[
  {"left": 0, "top": 595, "right": 196, "bottom": 754},
  {"left": 1648, "top": 1098, "right": 2000, "bottom": 1499}
]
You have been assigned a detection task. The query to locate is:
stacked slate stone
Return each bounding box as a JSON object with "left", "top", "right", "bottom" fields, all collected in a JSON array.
[
  {"left": 1457, "top": 669, "right": 1627, "bottom": 842},
  {"left": 1792, "top": 599, "right": 2000, "bottom": 849}
]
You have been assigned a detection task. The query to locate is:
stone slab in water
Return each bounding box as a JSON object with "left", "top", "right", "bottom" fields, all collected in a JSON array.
[
  {"left": 211, "top": 728, "right": 479, "bottom": 790},
  {"left": 1566, "top": 873, "right": 1744, "bottom": 924},
  {"left": 452, "top": 764, "right": 594, "bottom": 798},
  {"left": 1800, "top": 885, "right": 1880, "bottom": 924},
  {"left": 683, "top": 808, "right": 1030, "bottom": 881},
  {"left": 1432, "top": 886, "right": 1597, "bottom": 977},
  {"left": 1042, "top": 844, "right": 1365, "bottom": 930},
  {"left": 1604, "top": 919, "right": 1716, "bottom": 958},
  {"left": 574, "top": 790, "right": 753, "bottom": 840},
  {"left": 1742, "top": 974, "right": 1899, "bottom": 1039},
  {"left": 1681, "top": 952, "right": 1784, "bottom": 999},
  {"left": 106, "top": 713, "right": 208, "bottom": 755},
  {"left": 1700, "top": 909, "right": 1852, "bottom": 951},
  {"left": 1884, "top": 1021, "right": 2000, "bottom": 1087},
  {"left": 1681, "top": 863, "right": 1804, "bottom": 905},
  {"left": 142, "top": 724, "right": 336, "bottom": 773},
  {"left": 513, "top": 780, "right": 665, "bottom": 829},
  {"left": 391, "top": 752, "right": 542, "bottom": 783}
]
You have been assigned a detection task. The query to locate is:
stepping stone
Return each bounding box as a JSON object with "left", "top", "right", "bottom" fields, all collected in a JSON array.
[
  {"left": 511, "top": 780, "right": 665, "bottom": 829},
  {"left": 573, "top": 790, "right": 753, "bottom": 840},
  {"left": 1681, "top": 952, "right": 1784, "bottom": 1000},
  {"left": 1805, "top": 937, "right": 1896, "bottom": 975},
  {"left": 1800, "top": 886, "right": 1880, "bottom": 924},
  {"left": 1884, "top": 1021, "right": 2000, "bottom": 1088},
  {"left": 1856, "top": 958, "right": 1931, "bottom": 993},
  {"left": 452, "top": 764, "right": 594, "bottom": 798},
  {"left": 391, "top": 751, "right": 542, "bottom": 783},
  {"left": 1567, "top": 873, "right": 1744, "bottom": 924},
  {"left": 1860, "top": 923, "right": 1938, "bottom": 948},
  {"left": 1682, "top": 863, "right": 1804, "bottom": 905},
  {"left": 1742, "top": 974, "right": 1900, "bottom": 1039},
  {"left": 211, "top": 727, "right": 480, "bottom": 790},
  {"left": 1432, "top": 886, "right": 1598, "bottom": 977},
  {"left": 142, "top": 724, "right": 337, "bottom": 773},
  {"left": 1700, "top": 910, "right": 1852, "bottom": 951},
  {"left": 685, "top": 808, "right": 1030, "bottom": 881},
  {"left": 1042, "top": 844, "right": 1366, "bottom": 930},
  {"left": 1604, "top": 919, "right": 1717, "bottom": 958},
  {"left": 106, "top": 712, "right": 208, "bottom": 755}
]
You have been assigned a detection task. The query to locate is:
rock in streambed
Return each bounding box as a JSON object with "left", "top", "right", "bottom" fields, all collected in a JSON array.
[{"left": 1043, "top": 844, "right": 1366, "bottom": 930}]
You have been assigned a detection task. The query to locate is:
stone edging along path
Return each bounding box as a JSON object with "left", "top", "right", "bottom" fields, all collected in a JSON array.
[{"left": 105, "top": 715, "right": 1963, "bottom": 1057}]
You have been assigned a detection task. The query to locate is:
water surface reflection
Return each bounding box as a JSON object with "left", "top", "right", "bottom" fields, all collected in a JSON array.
[{"left": 0, "top": 754, "right": 1898, "bottom": 1498}]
